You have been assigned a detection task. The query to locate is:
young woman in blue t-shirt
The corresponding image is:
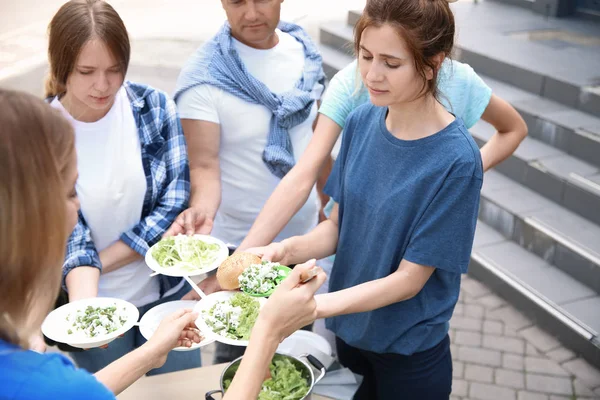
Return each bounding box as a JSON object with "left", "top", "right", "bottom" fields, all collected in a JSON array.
[{"left": 250, "top": 0, "right": 486, "bottom": 398}]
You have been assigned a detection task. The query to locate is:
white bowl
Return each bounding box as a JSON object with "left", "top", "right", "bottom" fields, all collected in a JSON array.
[
  {"left": 194, "top": 291, "right": 267, "bottom": 347},
  {"left": 145, "top": 234, "right": 229, "bottom": 277},
  {"left": 139, "top": 300, "right": 215, "bottom": 351},
  {"left": 41, "top": 297, "right": 139, "bottom": 349}
]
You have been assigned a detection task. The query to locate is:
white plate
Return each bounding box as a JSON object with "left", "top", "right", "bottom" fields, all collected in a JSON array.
[
  {"left": 41, "top": 297, "right": 139, "bottom": 349},
  {"left": 139, "top": 300, "right": 215, "bottom": 351},
  {"left": 277, "top": 330, "right": 333, "bottom": 357},
  {"left": 193, "top": 291, "right": 267, "bottom": 347},
  {"left": 145, "top": 234, "right": 229, "bottom": 277}
]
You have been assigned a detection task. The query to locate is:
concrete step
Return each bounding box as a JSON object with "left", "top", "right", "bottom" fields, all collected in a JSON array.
[
  {"left": 319, "top": 22, "right": 355, "bottom": 59},
  {"left": 482, "top": 75, "right": 600, "bottom": 169},
  {"left": 348, "top": 10, "right": 360, "bottom": 27},
  {"left": 470, "top": 221, "right": 600, "bottom": 369},
  {"left": 346, "top": 3, "right": 600, "bottom": 116},
  {"left": 479, "top": 169, "right": 600, "bottom": 294},
  {"left": 471, "top": 121, "right": 600, "bottom": 226},
  {"left": 486, "top": 0, "right": 534, "bottom": 12},
  {"left": 318, "top": 44, "right": 353, "bottom": 81}
]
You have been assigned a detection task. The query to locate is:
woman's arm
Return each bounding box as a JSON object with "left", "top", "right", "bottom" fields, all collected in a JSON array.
[
  {"left": 223, "top": 261, "right": 326, "bottom": 400},
  {"left": 65, "top": 267, "right": 100, "bottom": 301},
  {"left": 222, "top": 324, "right": 280, "bottom": 399},
  {"left": 238, "top": 116, "right": 342, "bottom": 250},
  {"left": 316, "top": 259, "right": 434, "bottom": 319},
  {"left": 94, "top": 310, "right": 201, "bottom": 395},
  {"left": 252, "top": 203, "right": 340, "bottom": 265},
  {"left": 63, "top": 212, "right": 102, "bottom": 301},
  {"left": 98, "top": 241, "right": 142, "bottom": 274},
  {"left": 479, "top": 94, "right": 528, "bottom": 171},
  {"left": 165, "top": 119, "right": 221, "bottom": 236}
]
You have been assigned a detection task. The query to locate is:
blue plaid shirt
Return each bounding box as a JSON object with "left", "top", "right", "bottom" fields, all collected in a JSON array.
[{"left": 61, "top": 81, "right": 189, "bottom": 295}]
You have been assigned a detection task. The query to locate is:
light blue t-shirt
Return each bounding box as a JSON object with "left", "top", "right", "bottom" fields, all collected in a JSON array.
[
  {"left": 0, "top": 339, "right": 115, "bottom": 400},
  {"left": 324, "top": 103, "right": 483, "bottom": 355},
  {"left": 319, "top": 59, "right": 492, "bottom": 130}
]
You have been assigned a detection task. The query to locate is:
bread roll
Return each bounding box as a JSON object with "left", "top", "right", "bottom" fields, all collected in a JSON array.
[{"left": 217, "top": 252, "right": 262, "bottom": 290}]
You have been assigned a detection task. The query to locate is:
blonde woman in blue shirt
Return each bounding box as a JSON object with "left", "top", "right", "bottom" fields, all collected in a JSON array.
[{"left": 0, "top": 90, "right": 325, "bottom": 400}]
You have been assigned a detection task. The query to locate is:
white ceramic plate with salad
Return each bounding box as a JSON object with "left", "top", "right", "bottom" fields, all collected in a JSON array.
[
  {"left": 139, "top": 300, "right": 215, "bottom": 351},
  {"left": 41, "top": 297, "right": 139, "bottom": 349},
  {"left": 146, "top": 234, "right": 229, "bottom": 277},
  {"left": 194, "top": 291, "right": 267, "bottom": 347}
]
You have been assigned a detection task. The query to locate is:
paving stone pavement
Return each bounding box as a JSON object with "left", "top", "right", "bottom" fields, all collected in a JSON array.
[
  {"left": 448, "top": 275, "right": 600, "bottom": 400},
  {"left": 201, "top": 275, "right": 600, "bottom": 400}
]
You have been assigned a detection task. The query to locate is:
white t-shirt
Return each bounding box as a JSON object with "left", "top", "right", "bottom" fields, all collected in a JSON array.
[
  {"left": 177, "top": 30, "right": 321, "bottom": 246},
  {"left": 52, "top": 87, "right": 161, "bottom": 307}
]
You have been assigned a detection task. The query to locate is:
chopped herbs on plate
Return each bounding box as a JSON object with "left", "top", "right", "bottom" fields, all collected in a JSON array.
[
  {"left": 66, "top": 304, "right": 127, "bottom": 338},
  {"left": 238, "top": 261, "right": 287, "bottom": 295},
  {"left": 224, "top": 355, "right": 310, "bottom": 400},
  {"left": 202, "top": 293, "right": 259, "bottom": 340},
  {"left": 152, "top": 235, "right": 222, "bottom": 272}
]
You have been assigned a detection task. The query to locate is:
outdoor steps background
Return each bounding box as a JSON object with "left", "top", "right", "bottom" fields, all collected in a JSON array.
[{"left": 319, "top": 2, "right": 600, "bottom": 369}]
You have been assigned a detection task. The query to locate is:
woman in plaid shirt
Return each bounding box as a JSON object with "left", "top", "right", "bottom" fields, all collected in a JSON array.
[{"left": 44, "top": 0, "right": 197, "bottom": 374}]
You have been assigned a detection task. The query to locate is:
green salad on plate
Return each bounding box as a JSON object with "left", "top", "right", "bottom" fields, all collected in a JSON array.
[
  {"left": 238, "top": 261, "right": 289, "bottom": 296},
  {"left": 151, "top": 235, "right": 221, "bottom": 272},
  {"left": 202, "top": 293, "right": 260, "bottom": 340}
]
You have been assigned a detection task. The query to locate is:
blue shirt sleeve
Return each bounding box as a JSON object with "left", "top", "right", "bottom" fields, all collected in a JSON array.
[
  {"left": 437, "top": 60, "right": 492, "bottom": 129},
  {"left": 63, "top": 211, "right": 102, "bottom": 291},
  {"left": 403, "top": 173, "right": 482, "bottom": 274}
]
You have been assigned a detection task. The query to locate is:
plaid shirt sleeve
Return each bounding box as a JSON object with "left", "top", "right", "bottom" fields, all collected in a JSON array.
[
  {"left": 62, "top": 211, "right": 102, "bottom": 291},
  {"left": 120, "top": 95, "right": 190, "bottom": 255}
]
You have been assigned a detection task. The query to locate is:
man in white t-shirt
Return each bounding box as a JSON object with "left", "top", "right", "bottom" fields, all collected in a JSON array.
[{"left": 168, "top": 1, "right": 325, "bottom": 362}]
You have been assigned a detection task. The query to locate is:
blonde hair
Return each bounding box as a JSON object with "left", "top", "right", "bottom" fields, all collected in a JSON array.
[
  {"left": 0, "top": 90, "right": 75, "bottom": 348},
  {"left": 45, "top": 0, "right": 131, "bottom": 98}
]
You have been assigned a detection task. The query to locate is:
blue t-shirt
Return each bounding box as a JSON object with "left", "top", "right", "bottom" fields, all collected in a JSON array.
[
  {"left": 0, "top": 339, "right": 115, "bottom": 400},
  {"left": 324, "top": 104, "right": 483, "bottom": 355}
]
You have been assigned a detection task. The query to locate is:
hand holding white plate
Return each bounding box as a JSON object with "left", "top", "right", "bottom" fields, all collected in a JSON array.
[
  {"left": 194, "top": 291, "right": 267, "bottom": 347},
  {"left": 41, "top": 297, "right": 138, "bottom": 349},
  {"left": 146, "top": 234, "right": 229, "bottom": 277},
  {"left": 139, "top": 300, "right": 214, "bottom": 351}
]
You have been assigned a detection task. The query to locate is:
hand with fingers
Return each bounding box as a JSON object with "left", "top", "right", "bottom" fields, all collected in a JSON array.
[
  {"left": 29, "top": 332, "right": 47, "bottom": 353},
  {"left": 255, "top": 259, "right": 327, "bottom": 342},
  {"left": 244, "top": 242, "right": 287, "bottom": 264},
  {"left": 144, "top": 309, "right": 203, "bottom": 369},
  {"left": 164, "top": 207, "right": 214, "bottom": 237}
]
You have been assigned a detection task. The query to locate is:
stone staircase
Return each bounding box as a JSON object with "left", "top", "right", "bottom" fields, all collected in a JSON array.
[{"left": 318, "top": 1, "right": 600, "bottom": 369}]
